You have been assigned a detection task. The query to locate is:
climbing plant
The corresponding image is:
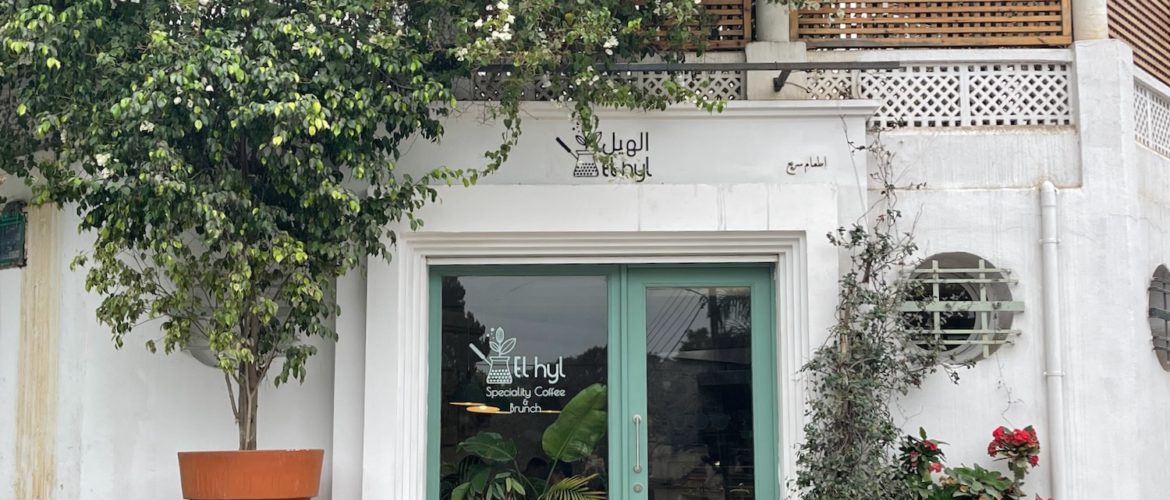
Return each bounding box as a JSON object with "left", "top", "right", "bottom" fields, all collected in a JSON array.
[{"left": 793, "top": 137, "right": 950, "bottom": 499}]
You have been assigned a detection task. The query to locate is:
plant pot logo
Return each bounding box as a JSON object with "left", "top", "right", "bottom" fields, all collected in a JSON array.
[
  {"left": 469, "top": 327, "right": 566, "bottom": 387},
  {"left": 556, "top": 135, "right": 600, "bottom": 178},
  {"left": 474, "top": 327, "right": 517, "bottom": 385},
  {"left": 555, "top": 131, "right": 653, "bottom": 182}
]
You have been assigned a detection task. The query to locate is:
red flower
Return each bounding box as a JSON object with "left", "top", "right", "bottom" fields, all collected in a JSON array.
[
  {"left": 987, "top": 443, "right": 998, "bottom": 457},
  {"left": 1014, "top": 429, "right": 1031, "bottom": 445},
  {"left": 993, "top": 427, "right": 1007, "bottom": 440},
  {"left": 929, "top": 462, "right": 942, "bottom": 473},
  {"left": 1029, "top": 455, "right": 1039, "bottom": 466},
  {"left": 924, "top": 441, "right": 939, "bottom": 452}
]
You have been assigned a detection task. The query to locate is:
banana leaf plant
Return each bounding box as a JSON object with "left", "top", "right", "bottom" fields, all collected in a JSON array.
[{"left": 443, "top": 383, "right": 607, "bottom": 500}]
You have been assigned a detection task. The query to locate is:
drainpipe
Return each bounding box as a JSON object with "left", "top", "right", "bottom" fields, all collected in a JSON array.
[{"left": 1040, "top": 181, "right": 1067, "bottom": 500}]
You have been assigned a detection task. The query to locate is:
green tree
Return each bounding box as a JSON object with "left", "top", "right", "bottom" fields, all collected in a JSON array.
[{"left": 0, "top": 0, "right": 736, "bottom": 450}]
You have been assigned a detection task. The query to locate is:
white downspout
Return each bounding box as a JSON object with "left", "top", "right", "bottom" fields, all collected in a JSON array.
[{"left": 1040, "top": 181, "right": 1068, "bottom": 500}]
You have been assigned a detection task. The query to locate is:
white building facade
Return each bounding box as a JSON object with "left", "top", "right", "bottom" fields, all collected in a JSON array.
[{"left": 4, "top": 1, "right": 1170, "bottom": 499}]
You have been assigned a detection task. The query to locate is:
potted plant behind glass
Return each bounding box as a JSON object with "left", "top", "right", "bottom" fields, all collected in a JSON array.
[{"left": 0, "top": 0, "right": 720, "bottom": 498}]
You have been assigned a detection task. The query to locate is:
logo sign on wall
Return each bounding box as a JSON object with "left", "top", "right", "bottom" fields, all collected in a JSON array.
[
  {"left": 468, "top": 327, "right": 566, "bottom": 414},
  {"left": 555, "top": 131, "right": 652, "bottom": 182}
]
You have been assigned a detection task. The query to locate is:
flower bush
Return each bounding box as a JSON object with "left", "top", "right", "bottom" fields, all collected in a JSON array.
[
  {"left": 989, "top": 426, "right": 1042, "bottom": 483},
  {"left": 901, "top": 426, "right": 1053, "bottom": 500}
]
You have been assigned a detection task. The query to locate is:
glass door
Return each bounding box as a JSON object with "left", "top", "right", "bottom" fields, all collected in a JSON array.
[
  {"left": 623, "top": 267, "right": 777, "bottom": 499},
  {"left": 428, "top": 265, "right": 776, "bottom": 500},
  {"left": 430, "top": 267, "right": 619, "bottom": 500}
]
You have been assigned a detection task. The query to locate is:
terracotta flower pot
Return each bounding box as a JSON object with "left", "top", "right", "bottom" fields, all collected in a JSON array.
[{"left": 177, "top": 449, "right": 324, "bottom": 500}]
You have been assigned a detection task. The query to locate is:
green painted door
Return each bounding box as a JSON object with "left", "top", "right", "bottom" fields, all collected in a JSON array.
[
  {"left": 429, "top": 265, "right": 776, "bottom": 499},
  {"left": 620, "top": 267, "right": 777, "bottom": 499}
]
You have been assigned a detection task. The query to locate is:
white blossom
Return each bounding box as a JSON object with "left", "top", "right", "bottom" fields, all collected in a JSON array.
[
  {"left": 173, "top": 96, "right": 182, "bottom": 105},
  {"left": 139, "top": 121, "right": 155, "bottom": 132},
  {"left": 95, "top": 153, "right": 110, "bottom": 167}
]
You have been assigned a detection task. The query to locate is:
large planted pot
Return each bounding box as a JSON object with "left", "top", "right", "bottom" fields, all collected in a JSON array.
[{"left": 178, "top": 449, "right": 324, "bottom": 500}]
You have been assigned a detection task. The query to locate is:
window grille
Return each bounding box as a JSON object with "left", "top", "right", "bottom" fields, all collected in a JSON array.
[
  {"left": 902, "top": 254, "right": 1023, "bottom": 362},
  {"left": 0, "top": 203, "right": 26, "bottom": 269},
  {"left": 1148, "top": 266, "right": 1170, "bottom": 369}
]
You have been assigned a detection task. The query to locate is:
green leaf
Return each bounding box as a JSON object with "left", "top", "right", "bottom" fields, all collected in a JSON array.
[
  {"left": 542, "top": 384, "right": 607, "bottom": 463},
  {"left": 451, "top": 483, "right": 470, "bottom": 500},
  {"left": 457, "top": 432, "right": 517, "bottom": 463},
  {"left": 46, "top": 57, "right": 60, "bottom": 69},
  {"left": 540, "top": 474, "right": 604, "bottom": 500}
]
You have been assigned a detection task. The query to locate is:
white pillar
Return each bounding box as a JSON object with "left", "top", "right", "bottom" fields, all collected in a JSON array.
[
  {"left": 13, "top": 204, "right": 62, "bottom": 500},
  {"left": 755, "top": 0, "right": 791, "bottom": 42},
  {"left": 1073, "top": 0, "right": 1109, "bottom": 41}
]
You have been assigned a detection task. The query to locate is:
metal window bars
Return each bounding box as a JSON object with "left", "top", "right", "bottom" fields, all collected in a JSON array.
[
  {"left": 1148, "top": 271, "right": 1170, "bottom": 355},
  {"left": 0, "top": 203, "right": 27, "bottom": 269},
  {"left": 901, "top": 258, "right": 1024, "bottom": 360}
]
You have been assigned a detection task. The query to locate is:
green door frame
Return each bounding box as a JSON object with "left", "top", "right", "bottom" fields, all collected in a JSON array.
[
  {"left": 622, "top": 266, "right": 778, "bottom": 499},
  {"left": 427, "top": 264, "right": 777, "bottom": 499}
]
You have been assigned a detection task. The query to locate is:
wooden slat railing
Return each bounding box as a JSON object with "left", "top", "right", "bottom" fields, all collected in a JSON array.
[
  {"left": 1110, "top": 0, "right": 1170, "bottom": 85},
  {"left": 792, "top": 1, "right": 1072, "bottom": 48},
  {"left": 700, "top": 0, "right": 752, "bottom": 50}
]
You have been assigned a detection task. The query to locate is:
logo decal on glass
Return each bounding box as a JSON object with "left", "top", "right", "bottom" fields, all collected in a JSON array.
[
  {"left": 473, "top": 327, "right": 516, "bottom": 385},
  {"left": 469, "top": 327, "right": 567, "bottom": 387}
]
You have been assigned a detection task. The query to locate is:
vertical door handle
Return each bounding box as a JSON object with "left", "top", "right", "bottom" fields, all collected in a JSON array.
[{"left": 633, "top": 414, "right": 643, "bottom": 473}]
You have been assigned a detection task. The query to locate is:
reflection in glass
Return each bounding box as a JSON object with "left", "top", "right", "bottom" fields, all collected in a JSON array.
[
  {"left": 645, "top": 287, "right": 755, "bottom": 499},
  {"left": 439, "top": 275, "right": 609, "bottom": 496}
]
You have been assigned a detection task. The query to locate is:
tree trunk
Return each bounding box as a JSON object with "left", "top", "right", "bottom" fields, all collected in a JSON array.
[{"left": 237, "top": 363, "right": 260, "bottom": 450}]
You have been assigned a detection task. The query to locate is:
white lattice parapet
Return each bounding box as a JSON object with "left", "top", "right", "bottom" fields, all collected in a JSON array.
[
  {"left": 804, "top": 59, "right": 1073, "bottom": 129},
  {"left": 453, "top": 50, "right": 1075, "bottom": 130},
  {"left": 453, "top": 70, "right": 747, "bottom": 102},
  {"left": 1135, "top": 70, "right": 1170, "bottom": 159}
]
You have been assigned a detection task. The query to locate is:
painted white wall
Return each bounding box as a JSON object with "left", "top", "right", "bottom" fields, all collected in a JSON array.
[
  {"left": 0, "top": 210, "right": 337, "bottom": 500},
  {"left": 0, "top": 266, "right": 22, "bottom": 500}
]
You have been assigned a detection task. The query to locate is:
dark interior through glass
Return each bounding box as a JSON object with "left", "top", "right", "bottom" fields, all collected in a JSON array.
[
  {"left": 439, "top": 274, "right": 609, "bottom": 497},
  {"left": 645, "top": 286, "right": 756, "bottom": 499}
]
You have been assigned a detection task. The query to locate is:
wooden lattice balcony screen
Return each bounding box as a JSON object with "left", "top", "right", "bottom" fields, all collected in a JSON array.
[
  {"left": 697, "top": 0, "right": 753, "bottom": 50},
  {"left": 1109, "top": 0, "right": 1170, "bottom": 85},
  {"left": 792, "top": 1, "right": 1073, "bottom": 48}
]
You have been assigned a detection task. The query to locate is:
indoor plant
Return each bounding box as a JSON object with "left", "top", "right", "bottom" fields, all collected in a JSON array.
[
  {"left": 441, "top": 384, "right": 608, "bottom": 500},
  {"left": 0, "top": 0, "right": 717, "bottom": 498}
]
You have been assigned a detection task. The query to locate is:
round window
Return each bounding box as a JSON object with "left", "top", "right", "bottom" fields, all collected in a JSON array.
[
  {"left": 1148, "top": 265, "right": 1170, "bottom": 371},
  {"left": 904, "top": 253, "right": 1018, "bottom": 363}
]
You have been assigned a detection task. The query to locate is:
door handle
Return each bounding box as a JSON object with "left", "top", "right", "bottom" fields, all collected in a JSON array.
[{"left": 633, "top": 414, "right": 643, "bottom": 473}]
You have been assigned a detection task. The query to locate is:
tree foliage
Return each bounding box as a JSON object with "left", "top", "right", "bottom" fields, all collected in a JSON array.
[{"left": 0, "top": 0, "right": 729, "bottom": 450}]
